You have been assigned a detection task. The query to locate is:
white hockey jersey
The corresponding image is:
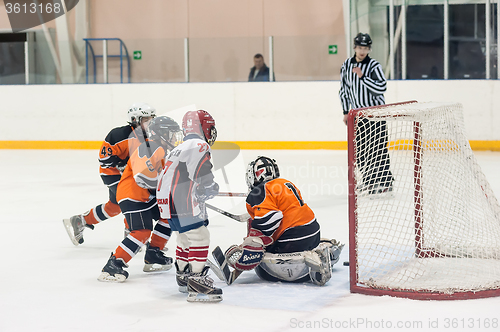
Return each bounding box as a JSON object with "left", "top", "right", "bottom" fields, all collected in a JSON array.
[{"left": 157, "top": 134, "right": 215, "bottom": 219}]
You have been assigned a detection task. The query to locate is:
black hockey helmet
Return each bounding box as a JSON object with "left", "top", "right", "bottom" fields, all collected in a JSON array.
[
  {"left": 354, "top": 33, "right": 372, "bottom": 47},
  {"left": 147, "top": 116, "right": 183, "bottom": 149},
  {"left": 246, "top": 156, "right": 280, "bottom": 189}
]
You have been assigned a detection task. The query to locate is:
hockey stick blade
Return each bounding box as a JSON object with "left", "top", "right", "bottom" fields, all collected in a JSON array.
[
  {"left": 206, "top": 259, "right": 226, "bottom": 281},
  {"left": 212, "top": 246, "right": 243, "bottom": 285},
  {"left": 205, "top": 203, "right": 248, "bottom": 222},
  {"left": 216, "top": 192, "right": 247, "bottom": 197}
]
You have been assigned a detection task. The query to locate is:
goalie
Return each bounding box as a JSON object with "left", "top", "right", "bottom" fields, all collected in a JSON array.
[{"left": 224, "top": 156, "right": 343, "bottom": 286}]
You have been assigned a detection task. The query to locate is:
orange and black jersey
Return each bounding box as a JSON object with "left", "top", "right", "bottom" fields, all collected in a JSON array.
[
  {"left": 116, "top": 140, "right": 167, "bottom": 207},
  {"left": 98, "top": 125, "right": 146, "bottom": 178},
  {"left": 246, "top": 178, "right": 318, "bottom": 244}
]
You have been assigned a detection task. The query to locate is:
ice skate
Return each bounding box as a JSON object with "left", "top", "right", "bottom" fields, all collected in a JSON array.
[
  {"left": 175, "top": 262, "right": 191, "bottom": 293},
  {"left": 98, "top": 253, "right": 129, "bottom": 282},
  {"left": 62, "top": 214, "right": 94, "bottom": 246},
  {"left": 143, "top": 243, "right": 173, "bottom": 272},
  {"left": 187, "top": 266, "right": 223, "bottom": 302}
]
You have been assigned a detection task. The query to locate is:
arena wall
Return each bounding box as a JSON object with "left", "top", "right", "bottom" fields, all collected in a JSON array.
[{"left": 1, "top": 80, "right": 499, "bottom": 150}]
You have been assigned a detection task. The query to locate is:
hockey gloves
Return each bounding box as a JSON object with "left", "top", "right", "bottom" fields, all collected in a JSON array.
[
  {"left": 225, "top": 236, "right": 265, "bottom": 271},
  {"left": 195, "top": 182, "right": 220, "bottom": 203},
  {"left": 224, "top": 228, "right": 273, "bottom": 272},
  {"left": 247, "top": 228, "right": 273, "bottom": 247}
]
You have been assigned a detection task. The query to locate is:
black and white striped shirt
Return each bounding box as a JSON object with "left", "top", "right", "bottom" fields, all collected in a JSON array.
[{"left": 339, "top": 56, "right": 387, "bottom": 114}]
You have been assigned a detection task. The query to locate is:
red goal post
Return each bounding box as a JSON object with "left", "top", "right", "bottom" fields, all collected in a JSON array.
[{"left": 347, "top": 101, "right": 500, "bottom": 300}]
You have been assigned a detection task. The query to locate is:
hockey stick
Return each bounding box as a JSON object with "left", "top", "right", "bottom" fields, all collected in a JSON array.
[
  {"left": 206, "top": 259, "right": 226, "bottom": 281},
  {"left": 205, "top": 203, "right": 249, "bottom": 223},
  {"left": 216, "top": 192, "right": 247, "bottom": 197},
  {"left": 211, "top": 246, "right": 243, "bottom": 285}
]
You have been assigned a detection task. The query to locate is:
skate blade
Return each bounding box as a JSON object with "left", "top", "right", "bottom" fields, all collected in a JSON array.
[
  {"left": 178, "top": 286, "right": 188, "bottom": 293},
  {"left": 97, "top": 272, "right": 127, "bottom": 283},
  {"left": 143, "top": 263, "right": 173, "bottom": 272},
  {"left": 186, "top": 292, "right": 223, "bottom": 303},
  {"left": 62, "top": 219, "right": 82, "bottom": 246}
]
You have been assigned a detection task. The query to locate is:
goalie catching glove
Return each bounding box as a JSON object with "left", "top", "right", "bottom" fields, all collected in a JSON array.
[{"left": 224, "top": 228, "right": 273, "bottom": 271}]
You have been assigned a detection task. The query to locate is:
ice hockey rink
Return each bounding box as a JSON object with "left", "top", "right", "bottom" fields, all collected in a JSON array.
[{"left": 2, "top": 148, "right": 500, "bottom": 332}]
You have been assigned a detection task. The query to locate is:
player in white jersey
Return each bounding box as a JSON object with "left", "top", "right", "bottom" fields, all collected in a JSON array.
[{"left": 157, "top": 110, "right": 222, "bottom": 302}]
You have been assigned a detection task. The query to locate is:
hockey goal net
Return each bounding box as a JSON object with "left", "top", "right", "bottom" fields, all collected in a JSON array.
[{"left": 348, "top": 101, "right": 500, "bottom": 300}]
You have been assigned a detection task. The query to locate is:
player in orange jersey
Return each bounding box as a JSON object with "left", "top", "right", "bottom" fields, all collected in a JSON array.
[
  {"left": 224, "top": 156, "right": 344, "bottom": 286},
  {"left": 98, "top": 116, "right": 184, "bottom": 282},
  {"left": 63, "top": 103, "right": 156, "bottom": 246}
]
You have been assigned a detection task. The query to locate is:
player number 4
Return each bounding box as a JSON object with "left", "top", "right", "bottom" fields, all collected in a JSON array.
[{"left": 100, "top": 146, "right": 112, "bottom": 157}]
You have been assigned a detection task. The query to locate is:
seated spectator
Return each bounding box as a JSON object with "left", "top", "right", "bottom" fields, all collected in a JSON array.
[{"left": 248, "top": 53, "right": 273, "bottom": 82}]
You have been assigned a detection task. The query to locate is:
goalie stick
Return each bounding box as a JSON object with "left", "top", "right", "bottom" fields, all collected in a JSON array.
[
  {"left": 216, "top": 192, "right": 247, "bottom": 197},
  {"left": 211, "top": 246, "right": 243, "bottom": 285},
  {"left": 205, "top": 203, "right": 249, "bottom": 223},
  {"left": 206, "top": 259, "right": 226, "bottom": 281}
]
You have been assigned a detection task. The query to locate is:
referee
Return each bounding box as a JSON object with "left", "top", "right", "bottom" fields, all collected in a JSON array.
[{"left": 339, "top": 33, "right": 394, "bottom": 195}]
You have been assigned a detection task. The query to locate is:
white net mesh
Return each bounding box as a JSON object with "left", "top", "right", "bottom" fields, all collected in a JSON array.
[{"left": 351, "top": 101, "right": 500, "bottom": 295}]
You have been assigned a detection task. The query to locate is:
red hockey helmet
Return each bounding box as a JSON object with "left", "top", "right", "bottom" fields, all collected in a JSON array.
[{"left": 182, "top": 110, "right": 217, "bottom": 146}]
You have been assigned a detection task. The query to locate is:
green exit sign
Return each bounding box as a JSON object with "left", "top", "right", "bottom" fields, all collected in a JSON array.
[
  {"left": 133, "top": 51, "right": 142, "bottom": 60},
  {"left": 328, "top": 45, "right": 338, "bottom": 55}
]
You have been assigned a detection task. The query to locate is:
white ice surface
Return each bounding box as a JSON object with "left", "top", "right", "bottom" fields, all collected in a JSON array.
[{"left": 1, "top": 150, "right": 500, "bottom": 332}]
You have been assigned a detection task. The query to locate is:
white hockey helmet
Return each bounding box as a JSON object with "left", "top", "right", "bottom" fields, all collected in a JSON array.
[
  {"left": 246, "top": 156, "right": 280, "bottom": 190},
  {"left": 127, "top": 102, "right": 156, "bottom": 128}
]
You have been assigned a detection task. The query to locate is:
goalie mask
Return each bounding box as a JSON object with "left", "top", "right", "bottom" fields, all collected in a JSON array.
[
  {"left": 182, "top": 110, "right": 217, "bottom": 146},
  {"left": 246, "top": 156, "right": 280, "bottom": 190},
  {"left": 147, "top": 116, "right": 183, "bottom": 150},
  {"left": 128, "top": 102, "right": 156, "bottom": 128}
]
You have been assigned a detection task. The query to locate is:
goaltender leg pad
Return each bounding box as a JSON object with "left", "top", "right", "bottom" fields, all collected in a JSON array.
[
  {"left": 308, "top": 243, "right": 332, "bottom": 286},
  {"left": 319, "top": 238, "right": 345, "bottom": 268},
  {"left": 258, "top": 258, "right": 310, "bottom": 282},
  {"left": 258, "top": 249, "right": 334, "bottom": 285},
  {"left": 255, "top": 265, "right": 310, "bottom": 283},
  {"left": 260, "top": 251, "right": 311, "bottom": 282}
]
